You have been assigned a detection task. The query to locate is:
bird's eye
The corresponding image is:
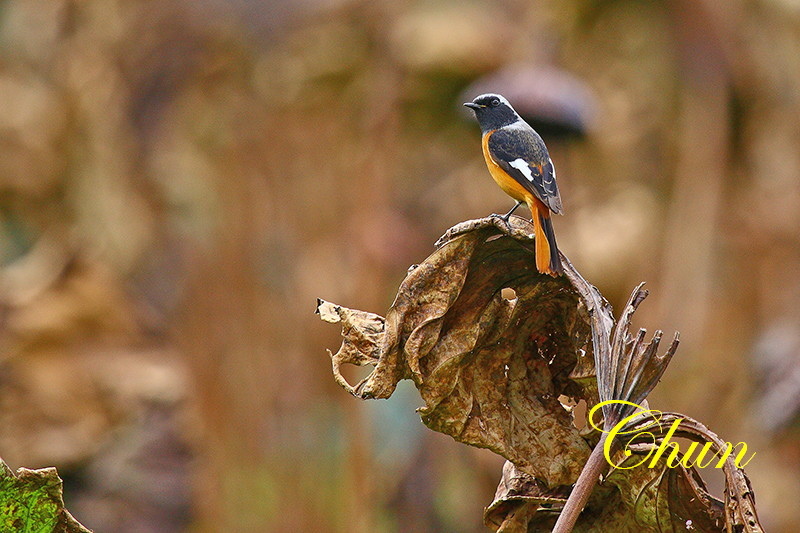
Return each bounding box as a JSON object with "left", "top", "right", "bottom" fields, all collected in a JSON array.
[{"left": 491, "top": 99, "right": 500, "bottom": 107}]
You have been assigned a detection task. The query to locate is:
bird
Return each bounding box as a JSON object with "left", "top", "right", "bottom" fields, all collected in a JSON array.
[{"left": 464, "top": 93, "right": 564, "bottom": 276}]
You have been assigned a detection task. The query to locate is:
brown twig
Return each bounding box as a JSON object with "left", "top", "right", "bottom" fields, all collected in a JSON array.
[{"left": 551, "top": 432, "right": 610, "bottom": 533}]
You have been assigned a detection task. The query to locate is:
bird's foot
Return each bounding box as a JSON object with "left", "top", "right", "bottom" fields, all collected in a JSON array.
[{"left": 489, "top": 213, "right": 512, "bottom": 224}]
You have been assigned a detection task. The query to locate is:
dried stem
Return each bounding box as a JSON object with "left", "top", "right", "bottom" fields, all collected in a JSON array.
[{"left": 551, "top": 432, "right": 611, "bottom": 533}]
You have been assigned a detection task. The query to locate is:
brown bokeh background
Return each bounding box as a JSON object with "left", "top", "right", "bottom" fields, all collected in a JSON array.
[{"left": 0, "top": 1, "right": 798, "bottom": 531}]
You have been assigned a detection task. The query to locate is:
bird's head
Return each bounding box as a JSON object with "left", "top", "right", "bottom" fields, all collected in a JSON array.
[{"left": 464, "top": 93, "right": 520, "bottom": 132}]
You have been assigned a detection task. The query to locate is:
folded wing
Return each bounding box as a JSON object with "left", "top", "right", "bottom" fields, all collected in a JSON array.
[{"left": 488, "top": 127, "right": 563, "bottom": 215}]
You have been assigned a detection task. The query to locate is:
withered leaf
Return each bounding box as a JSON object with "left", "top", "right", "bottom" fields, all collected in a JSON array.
[
  {"left": 319, "top": 217, "right": 598, "bottom": 487},
  {"left": 486, "top": 415, "right": 764, "bottom": 532},
  {"left": 484, "top": 461, "right": 568, "bottom": 532},
  {"left": 617, "top": 412, "right": 764, "bottom": 532},
  {"left": 317, "top": 299, "right": 387, "bottom": 395},
  {"left": 487, "top": 449, "right": 728, "bottom": 533},
  {"left": 320, "top": 217, "right": 764, "bottom": 532}
]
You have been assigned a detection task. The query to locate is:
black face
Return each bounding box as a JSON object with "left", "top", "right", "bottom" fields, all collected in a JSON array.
[{"left": 464, "top": 93, "right": 519, "bottom": 132}]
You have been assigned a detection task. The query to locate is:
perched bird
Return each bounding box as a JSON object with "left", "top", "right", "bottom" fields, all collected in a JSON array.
[{"left": 464, "top": 93, "right": 563, "bottom": 276}]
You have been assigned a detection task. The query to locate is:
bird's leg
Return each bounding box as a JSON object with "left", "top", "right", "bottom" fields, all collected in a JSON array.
[
  {"left": 495, "top": 201, "right": 523, "bottom": 222},
  {"left": 490, "top": 201, "right": 523, "bottom": 225}
]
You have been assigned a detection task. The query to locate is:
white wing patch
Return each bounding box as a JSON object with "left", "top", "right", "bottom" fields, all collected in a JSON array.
[{"left": 509, "top": 158, "right": 534, "bottom": 183}]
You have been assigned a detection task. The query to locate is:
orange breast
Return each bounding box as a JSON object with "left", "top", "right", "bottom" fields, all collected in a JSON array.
[{"left": 481, "top": 131, "right": 535, "bottom": 206}]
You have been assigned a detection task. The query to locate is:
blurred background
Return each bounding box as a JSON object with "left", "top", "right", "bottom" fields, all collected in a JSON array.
[{"left": 0, "top": 0, "right": 798, "bottom": 531}]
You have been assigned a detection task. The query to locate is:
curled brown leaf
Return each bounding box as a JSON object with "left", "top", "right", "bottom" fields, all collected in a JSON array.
[
  {"left": 319, "top": 216, "right": 598, "bottom": 486},
  {"left": 319, "top": 217, "right": 764, "bottom": 532}
]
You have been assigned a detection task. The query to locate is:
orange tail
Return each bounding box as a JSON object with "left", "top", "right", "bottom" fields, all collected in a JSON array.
[{"left": 531, "top": 202, "right": 562, "bottom": 276}]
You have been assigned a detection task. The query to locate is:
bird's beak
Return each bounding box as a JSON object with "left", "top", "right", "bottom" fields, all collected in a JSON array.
[{"left": 463, "top": 102, "right": 482, "bottom": 110}]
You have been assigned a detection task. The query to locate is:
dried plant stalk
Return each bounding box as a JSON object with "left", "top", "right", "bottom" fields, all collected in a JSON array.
[{"left": 319, "top": 217, "right": 763, "bottom": 532}]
